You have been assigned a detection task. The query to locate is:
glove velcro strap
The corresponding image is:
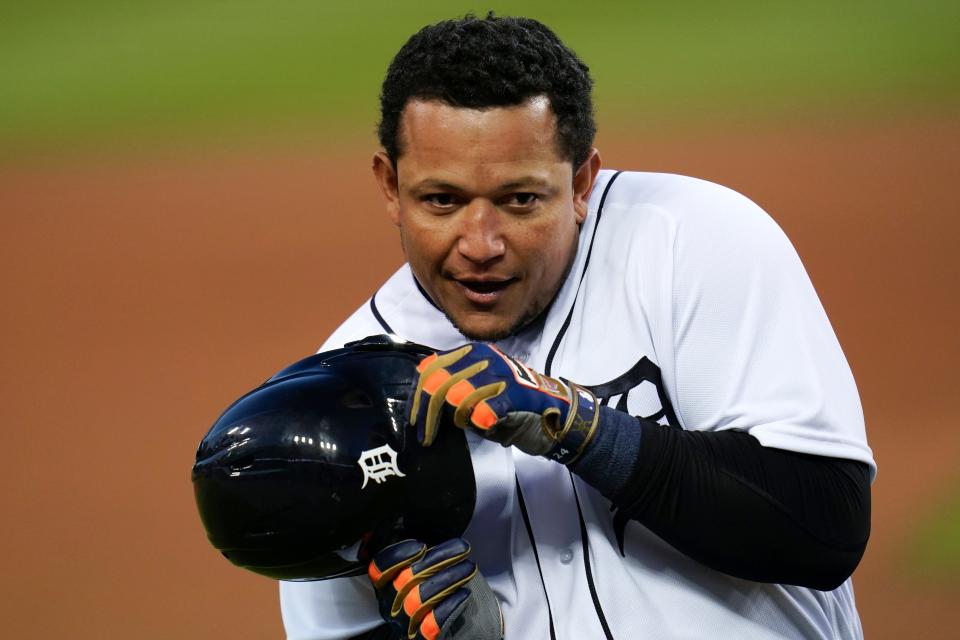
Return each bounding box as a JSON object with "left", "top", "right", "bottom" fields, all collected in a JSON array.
[{"left": 542, "top": 381, "right": 600, "bottom": 466}]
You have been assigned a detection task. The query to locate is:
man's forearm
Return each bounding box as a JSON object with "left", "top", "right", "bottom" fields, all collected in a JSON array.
[{"left": 571, "top": 407, "right": 871, "bottom": 590}]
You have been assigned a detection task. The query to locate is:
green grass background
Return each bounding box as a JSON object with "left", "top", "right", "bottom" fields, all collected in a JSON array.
[
  {"left": 1, "top": 1, "right": 958, "bottom": 153},
  {"left": 911, "top": 481, "right": 960, "bottom": 580}
]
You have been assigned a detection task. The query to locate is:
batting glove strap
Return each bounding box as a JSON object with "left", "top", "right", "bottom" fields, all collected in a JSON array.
[{"left": 541, "top": 380, "right": 601, "bottom": 466}]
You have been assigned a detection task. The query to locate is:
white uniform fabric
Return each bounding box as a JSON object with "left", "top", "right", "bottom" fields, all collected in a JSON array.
[{"left": 281, "top": 170, "right": 875, "bottom": 639}]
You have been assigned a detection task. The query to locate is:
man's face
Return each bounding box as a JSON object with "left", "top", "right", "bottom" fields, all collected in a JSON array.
[{"left": 373, "top": 97, "right": 600, "bottom": 341}]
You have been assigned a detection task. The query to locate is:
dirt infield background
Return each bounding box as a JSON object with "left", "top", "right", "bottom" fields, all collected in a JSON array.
[{"left": 1, "top": 116, "right": 957, "bottom": 638}]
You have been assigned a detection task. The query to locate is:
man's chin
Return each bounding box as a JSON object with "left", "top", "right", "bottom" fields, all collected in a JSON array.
[
  {"left": 446, "top": 308, "right": 543, "bottom": 343},
  {"left": 456, "top": 324, "right": 516, "bottom": 343}
]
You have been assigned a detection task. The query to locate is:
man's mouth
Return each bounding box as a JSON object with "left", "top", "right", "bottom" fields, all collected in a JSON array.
[
  {"left": 459, "top": 280, "right": 512, "bottom": 293},
  {"left": 453, "top": 277, "right": 517, "bottom": 303}
]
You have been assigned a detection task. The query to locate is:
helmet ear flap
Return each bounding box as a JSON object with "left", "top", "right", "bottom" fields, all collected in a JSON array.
[{"left": 192, "top": 336, "right": 476, "bottom": 581}]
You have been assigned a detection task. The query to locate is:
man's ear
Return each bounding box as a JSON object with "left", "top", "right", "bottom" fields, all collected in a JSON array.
[
  {"left": 572, "top": 148, "right": 602, "bottom": 224},
  {"left": 372, "top": 151, "right": 401, "bottom": 226}
]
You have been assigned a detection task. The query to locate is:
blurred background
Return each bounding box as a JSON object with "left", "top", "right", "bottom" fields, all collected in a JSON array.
[{"left": 1, "top": 2, "right": 957, "bottom": 638}]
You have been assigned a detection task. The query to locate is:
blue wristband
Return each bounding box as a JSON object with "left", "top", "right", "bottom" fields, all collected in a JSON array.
[{"left": 569, "top": 406, "right": 644, "bottom": 497}]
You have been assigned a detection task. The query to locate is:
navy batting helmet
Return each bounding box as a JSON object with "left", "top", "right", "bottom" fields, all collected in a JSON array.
[{"left": 192, "top": 335, "right": 476, "bottom": 581}]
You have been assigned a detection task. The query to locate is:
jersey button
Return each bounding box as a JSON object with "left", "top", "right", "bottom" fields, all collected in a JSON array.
[{"left": 560, "top": 548, "right": 574, "bottom": 564}]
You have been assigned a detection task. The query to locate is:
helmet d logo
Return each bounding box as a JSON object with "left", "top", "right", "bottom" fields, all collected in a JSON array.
[{"left": 358, "top": 444, "right": 406, "bottom": 489}]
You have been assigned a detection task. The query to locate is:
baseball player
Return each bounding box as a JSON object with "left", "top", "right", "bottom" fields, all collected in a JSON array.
[{"left": 281, "top": 14, "right": 874, "bottom": 640}]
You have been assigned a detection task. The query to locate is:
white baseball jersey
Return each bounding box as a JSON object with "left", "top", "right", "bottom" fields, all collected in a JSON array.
[{"left": 281, "top": 170, "right": 875, "bottom": 639}]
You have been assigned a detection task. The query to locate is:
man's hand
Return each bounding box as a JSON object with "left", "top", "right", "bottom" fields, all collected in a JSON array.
[
  {"left": 409, "top": 342, "right": 600, "bottom": 464},
  {"left": 368, "top": 538, "right": 503, "bottom": 640}
]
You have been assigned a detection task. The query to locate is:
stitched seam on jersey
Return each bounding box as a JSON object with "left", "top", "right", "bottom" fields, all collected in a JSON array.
[
  {"left": 570, "top": 476, "right": 616, "bottom": 640},
  {"left": 515, "top": 478, "right": 557, "bottom": 640},
  {"left": 663, "top": 202, "right": 689, "bottom": 431},
  {"left": 545, "top": 170, "right": 623, "bottom": 376},
  {"left": 368, "top": 294, "right": 394, "bottom": 333}
]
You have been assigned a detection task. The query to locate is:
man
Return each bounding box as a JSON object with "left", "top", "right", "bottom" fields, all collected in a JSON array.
[{"left": 281, "top": 14, "right": 874, "bottom": 640}]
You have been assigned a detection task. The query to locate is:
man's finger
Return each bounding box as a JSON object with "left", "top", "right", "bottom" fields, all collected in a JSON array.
[{"left": 410, "top": 345, "right": 473, "bottom": 426}]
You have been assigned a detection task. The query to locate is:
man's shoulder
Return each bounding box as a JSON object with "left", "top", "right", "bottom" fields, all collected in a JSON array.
[
  {"left": 317, "top": 266, "right": 414, "bottom": 352},
  {"left": 599, "top": 170, "right": 763, "bottom": 219},
  {"left": 595, "top": 170, "right": 779, "bottom": 240},
  {"left": 320, "top": 264, "right": 461, "bottom": 353}
]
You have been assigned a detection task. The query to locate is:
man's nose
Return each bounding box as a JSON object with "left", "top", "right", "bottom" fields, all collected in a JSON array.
[{"left": 457, "top": 200, "right": 506, "bottom": 263}]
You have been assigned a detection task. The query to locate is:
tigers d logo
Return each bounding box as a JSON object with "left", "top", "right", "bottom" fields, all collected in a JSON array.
[{"left": 357, "top": 444, "right": 406, "bottom": 489}]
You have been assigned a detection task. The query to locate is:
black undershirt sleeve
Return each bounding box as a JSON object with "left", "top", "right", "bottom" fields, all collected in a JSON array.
[{"left": 571, "top": 407, "right": 871, "bottom": 591}]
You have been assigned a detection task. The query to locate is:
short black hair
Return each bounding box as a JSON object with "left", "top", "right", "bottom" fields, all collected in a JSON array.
[{"left": 378, "top": 14, "right": 596, "bottom": 168}]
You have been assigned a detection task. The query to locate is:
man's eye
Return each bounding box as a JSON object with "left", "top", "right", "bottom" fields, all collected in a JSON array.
[
  {"left": 424, "top": 194, "right": 456, "bottom": 207},
  {"left": 508, "top": 193, "right": 538, "bottom": 207}
]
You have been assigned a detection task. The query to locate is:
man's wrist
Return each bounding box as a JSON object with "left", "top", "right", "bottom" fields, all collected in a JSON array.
[
  {"left": 568, "top": 407, "right": 645, "bottom": 499},
  {"left": 542, "top": 381, "right": 600, "bottom": 465}
]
